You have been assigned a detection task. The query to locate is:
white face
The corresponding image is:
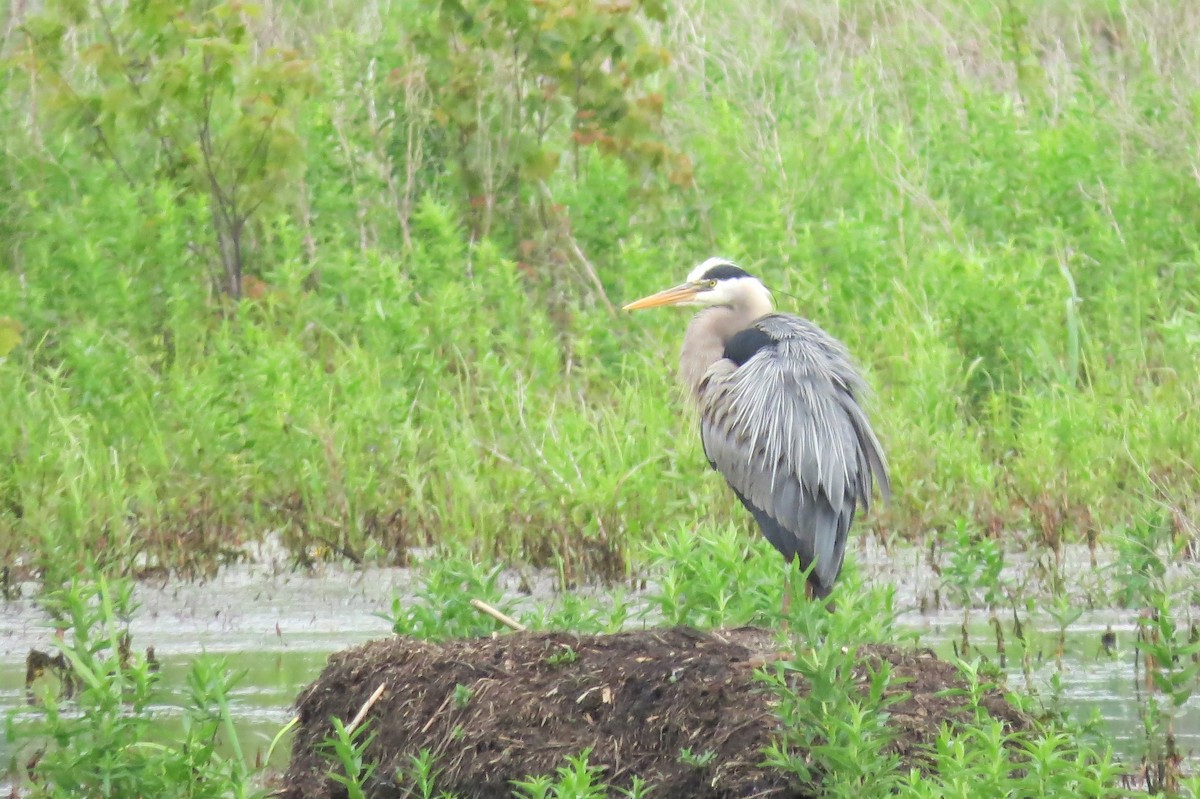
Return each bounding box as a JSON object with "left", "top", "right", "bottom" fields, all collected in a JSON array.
[
  {"left": 683, "top": 258, "right": 771, "bottom": 308},
  {"left": 689, "top": 276, "right": 758, "bottom": 307}
]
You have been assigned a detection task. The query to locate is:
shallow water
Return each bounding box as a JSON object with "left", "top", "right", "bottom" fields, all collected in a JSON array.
[
  {"left": 2, "top": 554, "right": 1198, "bottom": 781},
  {"left": 902, "top": 609, "right": 1200, "bottom": 761},
  {"left": 0, "top": 564, "right": 403, "bottom": 772}
]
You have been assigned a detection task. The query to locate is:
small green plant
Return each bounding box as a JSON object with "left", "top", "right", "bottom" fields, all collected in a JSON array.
[
  {"left": 525, "top": 590, "right": 633, "bottom": 635},
  {"left": 545, "top": 645, "right": 579, "bottom": 667},
  {"left": 1045, "top": 593, "right": 1085, "bottom": 670},
  {"left": 755, "top": 580, "right": 906, "bottom": 793},
  {"left": 1110, "top": 528, "right": 1167, "bottom": 609},
  {"left": 759, "top": 641, "right": 904, "bottom": 793},
  {"left": 1108, "top": 516, "right": 1200, "bottom": 794},
  {"left": 897, "top": 717, "right": 1122, "bottom": 798},
  {"left": 617, "top": 776, "right": 654, "bottom": 799},
  {"left": 511, "top": 748, "right": 608, "bottom": 799},
  {"left": 896, "top": 648, "right": 1123, "bottom": 798},
  {"left": 1134, "top": 601, "right": 1200, "bottom": 795},
  {"left": 676, "top": 747, "right": 715, "bottom": 768},
  {"left": 452, "top": 683, "right": 473, "bottom": 709},
  {"left": 394, "top": 749, "right": 449, "bottom": 799},
  {"left": 321, "top": 717, "right": 377, "bottom": 799},
  {"left": 1008, "top": 597, "right": 1037, "bottom": 691},
  {"left": 938, "top": 518, "right": 1004, "bottom": 658},
  {"left": 939, "top": 656, "right": 1007, "bottom": 726}
]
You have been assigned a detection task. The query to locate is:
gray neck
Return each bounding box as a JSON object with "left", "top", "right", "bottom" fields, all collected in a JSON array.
[{"left": 679, "top": 296, "right": 772, "bottom": 398}]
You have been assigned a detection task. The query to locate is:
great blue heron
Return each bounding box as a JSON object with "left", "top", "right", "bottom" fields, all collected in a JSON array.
[{"left": 624, "top": 258, "right": 890, "bottom": 613}]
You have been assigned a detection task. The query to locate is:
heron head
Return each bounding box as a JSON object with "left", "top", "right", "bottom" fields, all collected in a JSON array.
[{"left": 623, "top": 257, "right": 773, "bottom": 311}]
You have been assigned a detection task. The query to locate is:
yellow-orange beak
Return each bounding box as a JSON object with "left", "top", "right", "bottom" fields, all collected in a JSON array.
[{"left": 622, "top": 282, "right": 701, "bottom": 311}]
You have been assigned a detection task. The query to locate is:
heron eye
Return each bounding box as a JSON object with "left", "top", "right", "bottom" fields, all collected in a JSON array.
[{"left": 705, "top": 279, "right": 718, "bottom": 289}]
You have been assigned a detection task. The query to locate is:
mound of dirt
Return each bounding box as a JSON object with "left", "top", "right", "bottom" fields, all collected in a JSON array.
[{"left": 281, "top": 626, "right": 1032, "bottom": 799}]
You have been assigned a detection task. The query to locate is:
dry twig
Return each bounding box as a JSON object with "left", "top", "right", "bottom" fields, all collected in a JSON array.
[
  {"left": 470, "top": 598, "right": 526, "bottom": 631},
  {"left": 345, "top": 682, "right": 387, "bottom": 735}
]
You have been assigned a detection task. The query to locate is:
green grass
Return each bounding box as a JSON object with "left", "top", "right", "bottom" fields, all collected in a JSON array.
[{"left": 1, "top": 0, "right": 1198, "bottom": 580}]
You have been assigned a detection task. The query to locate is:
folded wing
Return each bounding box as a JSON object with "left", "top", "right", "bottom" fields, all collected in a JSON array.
[{"left": 697, "top": 314, "right": 889, "bottom": 596}]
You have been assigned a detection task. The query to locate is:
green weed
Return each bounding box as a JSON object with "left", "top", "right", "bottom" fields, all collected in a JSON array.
[
  {"left": 642, "top": 524, "right": 779, "bottom": 628},
  {"left": 1125, "top": 536, "right": 1200, "bottom": 794},
  {"left": 511, "top": 749, "right": 609, "bottom": 799},
  {"left": 522, "top": 589, "right": 634, "bottom": 635},
  {"left": 394, "top": 749, "right": 455, "bottom": 799},
  {"left": 451, "top": 683, "right": 473, "bottom": 709},
  {"left": 759, "top": 586, "right": 906, "bottom": 795},
  {"left": 677, "top": 747, "right": 716, "bottom": 768},
  {"left": 5, "top": 575, "right": 257, "bottom": 798},
  {"left": 321, "top": 717, "right": 377, "bottom": 799},
  {"left": 938, "top": 518, "right": 1005, "bottom": 657},
  {"left": 379, "top": 550, "right": 518, "bottom": 641},
  {"left": 544, "top": 645, "right": 579, "bottom": 667}
]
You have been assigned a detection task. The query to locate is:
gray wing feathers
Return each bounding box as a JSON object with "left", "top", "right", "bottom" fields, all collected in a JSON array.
[{"left": 697, "top": 314, "right": 888, "bottom": 595}]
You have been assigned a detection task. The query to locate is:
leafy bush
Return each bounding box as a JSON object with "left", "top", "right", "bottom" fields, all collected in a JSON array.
[{"left": 17, "top": 0, "right": 315, "bottom": 297}]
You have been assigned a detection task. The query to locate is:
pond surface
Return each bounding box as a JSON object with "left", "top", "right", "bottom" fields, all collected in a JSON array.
[
  {"left": 1, "top": 564, "right": 402, "bottom": 773},
  {"left": 2, "top": 552, "right": 1198, "bottom": 782},
  {"left": 902, "top": 609, "right": 1200, "bottom": 761}
]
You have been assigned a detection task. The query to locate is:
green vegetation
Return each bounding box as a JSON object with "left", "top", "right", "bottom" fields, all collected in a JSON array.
[
  {"left": 10, "top": 546, "right": 1170, "bottom": 797},
  {"left": 3, "top": 0, "right": 1200, "bottom": 796},
  {"left": 323, "top": 716, "right": 378, "bottom": 799},
  {"left": 380, "top": 551, "right": 517, "bottom": 639},
  {"left": 2, "top": 0, "right": 1198, "bottom": 579},
  {"left": 6, "top": 576, "right": 257, "bottom": 797},
  {"left": 511, "top": 750, "right": 611, "bottom": 799}
]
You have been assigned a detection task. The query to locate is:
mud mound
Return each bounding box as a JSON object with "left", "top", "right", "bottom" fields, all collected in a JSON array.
[{"left": 281, "top": 627, "right": 1032, "bottom": 799}]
